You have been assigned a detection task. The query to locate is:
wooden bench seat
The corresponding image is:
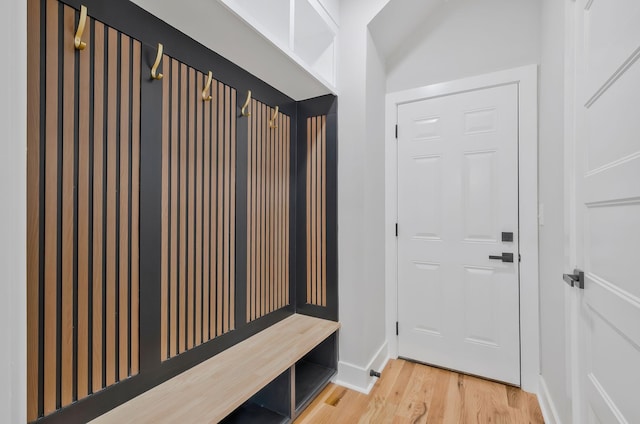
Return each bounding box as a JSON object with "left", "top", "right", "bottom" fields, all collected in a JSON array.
[{"left": 90, "top": 314, "right": 340, "bottom": 424}]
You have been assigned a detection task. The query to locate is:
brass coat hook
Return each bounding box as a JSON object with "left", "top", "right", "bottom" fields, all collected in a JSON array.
[
  {"left": 151, "top": 43, "right": 164, "bottom": 80},
  {"left": 74, "top": 5, "right": 88, "bottom": 50},
  {"left": 269, "top": 106, "right": 279, "bottom": 129},
  {"left": 202, "top": 71, "right": 213, "bottom": 101},
  {"left": 241, "top": 90, "right": 252, "bottom": 117}
]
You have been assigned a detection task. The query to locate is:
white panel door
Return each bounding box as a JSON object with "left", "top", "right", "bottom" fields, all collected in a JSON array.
[
  {"left": 397, "top": 84, "right": 520, "bottom": 385},
  {"left": 571, "top": 1, "right": 640, "bottom": 423}
]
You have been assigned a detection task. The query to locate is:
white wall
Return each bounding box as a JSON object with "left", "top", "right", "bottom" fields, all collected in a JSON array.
[
  {"left": 538, "top": 0, "right": 571, "bottom": 422},
  {"left": 318, "top": 0, "right": 340, "bottom": 26},
  {"left": 0, "top": 0, "right": 27, "bottom": 422},
  {"left": 386, "top": 0, "right": 541, "bottom": 92},
  {"left": 334, "top": 0, "right": 390, "bottom": 392}
]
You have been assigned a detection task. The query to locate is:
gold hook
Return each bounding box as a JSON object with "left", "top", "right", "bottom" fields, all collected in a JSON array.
[
  {"left": 241, "top": 90, "right": 252, "bottom": 117},
  {"left": 151, "top": 43, "right": 164, "bottom": 80},
  {"left": 74, "top": 5, "right": 88, "bottom": 50},
  {"left": 269, "top": 106, "right": 279, "bottom": 129},
  {"left": 202, "top": 71, "right": 213, "bottom": 101}
]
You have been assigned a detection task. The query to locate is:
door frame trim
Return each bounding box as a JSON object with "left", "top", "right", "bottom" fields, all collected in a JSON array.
[{"left": 384, "top": 65, "right": 540, "bottom": 392}]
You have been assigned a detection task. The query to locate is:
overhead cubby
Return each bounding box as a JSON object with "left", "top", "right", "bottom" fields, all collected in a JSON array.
[
  {"left": 227, "top": 0, "right": 291, "bottom": 51},
  {"left": 292, "top": 0, "right": 336, "bottom": 87},
  {"left": 219, "top": 0, "right": 338, "bottom": 91}
]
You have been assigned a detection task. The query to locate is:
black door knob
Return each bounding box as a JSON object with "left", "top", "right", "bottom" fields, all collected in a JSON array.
[{"left": 489, "top": 253, "right": 514, "bottom": 263}]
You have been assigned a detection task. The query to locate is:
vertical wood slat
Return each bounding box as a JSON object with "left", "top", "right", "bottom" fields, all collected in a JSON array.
[
  {"left": 26, "top": 0, "right": 41, "bottom": 419},
  {"left": 223, "top": 86, "right": 230, "bottom": 334},
  {"left": 315, "top": 117, "right": 321, "bottom": 306},
  {"left": 43, "top": 1, "right": 58, "bottom": 412},
  {"left": 306, "top": 115, "right": 327, "bottom": 307},
  {"left": 170, "top": 59, "right": 179, "bottom": 358},
  {"left": 105, "top": 26, "right": 118, "bottom": 388},
  {"left": 179, "top": 63, "right": 187, "bottom": 354},
  {"left": 187, "top": 67, "right": 195, "bottom": 351},
  {"left": 306, "top": 118, "right": 311, "bottom": 305},
  {"left": 131, "top": 40, "right": 141, "bottom": 374},
  {"left": 118, "top": 33, "right": 130, "bottom": 382},
  {"left": 77, "top": 11, "right": 92, "bottom": 400},
  {"left": 277, "top": 114, "right": 282, "bottom": 307},
  {"left": 92, "top": 20, "right": 105, "bottom": 395},
  {"left": 255, "top": 100, "right": 261, "bottom": 320},
  {"left": 195, "top": 73, "right": 203, "bottom": 346},
  {"left": 216, "top": 82, "right": 224, "bottom": 338},
  {"left": 321, "top": 116, "right": 327, "bottom": 307},
  {"left": 202, "top": 73, "right": 213, "bottom": 343},
  {"left": 230, "top": 88, "right": 236, "bottom": 330},
  {"left": 160, "top": 55, "right": 170, "bottom": 361},
  {"left": 246, "top": 99, "right": 253, "bottom": 323},
  {"left": 209, "top": 80, "right": 218, "bottom": 339},
  {"left": 265, "top": 105, "right": 274, "bottom": 311},
  {"left": 61, "top": 6, "right": 75, "bottom": 407},
  {"left": 251, "top": 100, "right": 257, "bottom": 321},
  {"left": 273, "top": 110, "right": 278, "bottom": 310},
  {"left": 286, "top": 115, "right": 290, "bottom": 304},
  {"left": 203, "top": 74, "right": 211, "bottom": 342},
  {"left": 260, "top": 103, "right": 265, "bottom": 317}
]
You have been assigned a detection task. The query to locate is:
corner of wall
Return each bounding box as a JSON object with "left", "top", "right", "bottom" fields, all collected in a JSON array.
[
  {"left": 538, "top": 375, "right": 563, "bottom": 424},
  {"left": 334, "top": 341, "right": 389, "bottom": 394},
  {"left": 1, "top": 0, "right": 27, "bottom": 422}
]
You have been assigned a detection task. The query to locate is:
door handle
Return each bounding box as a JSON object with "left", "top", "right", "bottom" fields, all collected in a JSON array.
[
  {"left": 563, "top": 269, "right": 584, "bottom": 289},
  {"left": 489, "top": 253, "right": 514, "bottom": 263}
]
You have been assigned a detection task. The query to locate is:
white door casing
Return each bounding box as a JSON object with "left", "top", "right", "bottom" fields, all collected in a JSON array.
[
  {"left": 397, "top": 84, "right": 520, "bottom": 385},
  {"left": 568, "top": 1, "right": 640, "bottom": 423},
  {"left": 385, "top": 66, "right": 539, "bottom": 392}
]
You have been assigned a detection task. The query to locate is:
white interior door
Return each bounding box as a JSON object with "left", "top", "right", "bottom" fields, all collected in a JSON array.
[
  {"left": 570, "top": 1, "right": 640, "bottom": 423},
  {"left": 397, "top": 84, "right": 520, "bottom": 385}
]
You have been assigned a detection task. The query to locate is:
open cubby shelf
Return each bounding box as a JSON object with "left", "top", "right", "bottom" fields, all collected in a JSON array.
[
  {"left": 222, "top": 329, "right": 338, "bottom": 423},
  {"left": 295, "top": 361, "right": 336, "bottom": 412},
  {"left": 221, "top": 403, "right": 289, "bottom": 424}
]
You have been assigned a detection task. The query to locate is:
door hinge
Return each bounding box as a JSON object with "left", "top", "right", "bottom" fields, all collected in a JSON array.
[
  {"left": 395, "top": 124, "right": 398, "bottom": 139},
  {"left": 395, "top": 223, "right": 398, "bottom": 237},
  {"left": 396, "top": 321, "right": 399, "bottom": 335}
]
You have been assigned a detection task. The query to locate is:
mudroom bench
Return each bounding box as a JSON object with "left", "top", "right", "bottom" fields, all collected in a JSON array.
[{"left": 90, "top": 314, "right": 340, "bottom": 423}]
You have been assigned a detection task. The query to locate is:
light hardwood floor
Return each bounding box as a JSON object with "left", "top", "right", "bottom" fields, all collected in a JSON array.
[{"left": 295, "top": 359, "right": 544, "bottom": 424}]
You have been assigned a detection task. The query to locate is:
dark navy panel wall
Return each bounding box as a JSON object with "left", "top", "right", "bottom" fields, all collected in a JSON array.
[{"left": 26, "top": 0, "right": 338, "bottom": 422}]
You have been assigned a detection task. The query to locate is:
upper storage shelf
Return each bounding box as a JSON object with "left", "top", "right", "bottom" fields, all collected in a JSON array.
[{"left": 220, "top": 0, "right": 338, "bottom": 93}]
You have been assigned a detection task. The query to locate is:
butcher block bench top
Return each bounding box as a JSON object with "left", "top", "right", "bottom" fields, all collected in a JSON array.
[{"left": 90, "top": 314, "right": 340, "bottom": 424}]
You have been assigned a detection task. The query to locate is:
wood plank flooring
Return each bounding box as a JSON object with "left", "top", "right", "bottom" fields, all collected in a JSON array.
[{"left": 295, "top": 359, "right": 544, "bottom": 424}]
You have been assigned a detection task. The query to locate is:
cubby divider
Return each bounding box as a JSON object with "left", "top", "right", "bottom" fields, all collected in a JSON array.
[{"left": 221, "top": 330, "right": 338, "bottom": 423}]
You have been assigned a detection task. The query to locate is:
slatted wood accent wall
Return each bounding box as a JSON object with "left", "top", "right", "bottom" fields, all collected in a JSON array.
[
  {"left": 306, "top": 116, "right": 327, "bottom": 307},
  {"left": 27, "top": 1, "right": 141, "bottom": 420},
  {"left": 159, "top": 59, "right": 237, "bottom": 360},
  {"left": 246, "top": 100, "right": 291, "bottom": 322}
]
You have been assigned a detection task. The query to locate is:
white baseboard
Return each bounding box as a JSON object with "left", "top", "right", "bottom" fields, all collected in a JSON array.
[
  {"left": 334, "top": 342, "right": 389, "bottom": 394},
  {"left": 538, "top": 375, "right": 563, "bottom": 424}
]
